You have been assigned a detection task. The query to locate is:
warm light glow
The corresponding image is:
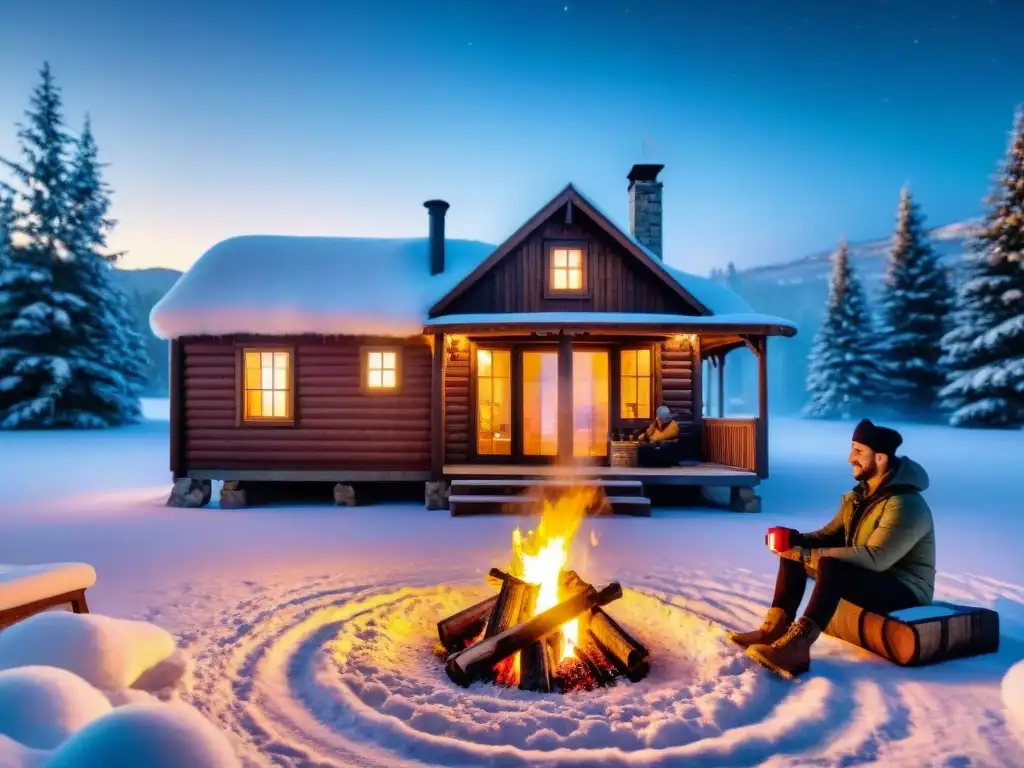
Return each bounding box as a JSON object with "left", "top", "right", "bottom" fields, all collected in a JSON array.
[
  {"left": 668, "top": 334, "right": 696, "bottom": 350},
  {"left": 367, "top": 350, "right": 398, "bottom": 388},
  {"left": 620, "top": 348, "right": 652, "bottom": 419},
  {"left": 522, "top": 351, "right": 558, "bottom": 455},
  {"left": 550, "top": 248, "right": 584, "bottom": 292},
  {"left": 477, "top": 349, "right": 512, "bottom": 455},
  {"left": 509, "top": 487, "right": 596, "bottom": 664},
  {"left": 243, "top": 350, "right": 290, "bottom": 420},
  {"left": 573, "top": 350, "right": 609, "bottom": 457}
]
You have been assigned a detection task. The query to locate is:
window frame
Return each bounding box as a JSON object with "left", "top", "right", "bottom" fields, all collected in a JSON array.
[
  {"left": 235, "top": 345, "right": 296, "bottom": 427},
  {"left": 474, "top": 347, "right": 513, "bottom": 456},
  {"left": 360, "top": 346, "right": 402, "bottom": 395},
  {"left": 618, "top": 346, "right": 654, "bottom": 421},
  {"left": 543, "top": 240, "right": 590, "bottom": 299}
]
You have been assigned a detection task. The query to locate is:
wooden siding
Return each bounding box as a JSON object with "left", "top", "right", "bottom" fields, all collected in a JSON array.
[
  {"left": 701, "top": 418, "right": 757, "bottom": 471},
  {"left": 182, "top": 336, "right": 431, "bottom": 472},
  {"left": 659, "top": 342, "right": 699, "bottom": 456},
  {"left": 440, "top": 208, "right": 702, "bottom": 316},
  {"left": 444, "top": 344, "right": 471, "bottom": 463}
]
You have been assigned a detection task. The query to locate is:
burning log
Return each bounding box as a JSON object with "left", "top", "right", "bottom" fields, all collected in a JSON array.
[
  {"left": 559, "top": 569, "right": 590, "bottom": 596},
  {"left": 484, "top": 569, "right": 536, "bottom": 639},
  {"left": 573, "top": 635, "right": 617, "bottom": 688},
  {"left": 445, "top": 582, "right": 623, "bottom": 687},
  {"left": 519, "top": 638, "right": 554, "bottom": 693},
  {"left": 437, "top": 595, "right": 498, "bottom": 651},
  {"left": 589, "top": 608, "right": 650, "bottom": 682}
]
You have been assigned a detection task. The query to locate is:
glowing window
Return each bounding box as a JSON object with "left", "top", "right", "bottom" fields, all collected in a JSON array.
[
  {"left": 366, "top": 350, "right": 398, "bottom": 390},
  {"left": 242, "top": 350, "right": 292, "bottom": 421},
  {"left": 476, "top": 349, "right": 512, "bottom": 455},
  {"left": 620, "top": 348, "right": 652, "bottom": 419},
  {"left": 549, "top": 247, "right": 585, "bottom": 292}
]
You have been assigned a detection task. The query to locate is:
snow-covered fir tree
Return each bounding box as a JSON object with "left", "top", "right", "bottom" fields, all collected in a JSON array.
[
  {"left": 877, "top": 187, "right": 954, "bottom": 420},
  {"left": 0, "top": 63, "right": 78, "bottom": 428},
  {"left": 940, "top": 109, "right": 1024, "bottom": 428},
  {"left": 59, "top": 116, "right": 148, "bottom": 425},
  {"left": 803, "top": 240, "right": 886, "bottom": 419}
]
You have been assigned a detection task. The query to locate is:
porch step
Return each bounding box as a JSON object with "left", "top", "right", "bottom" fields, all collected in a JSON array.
[
  {"left": 448, "top": 494, "right": 652, "bottom": 518},
  {"left": 449, "top": 478, "right": 645, "bottom": 497}
]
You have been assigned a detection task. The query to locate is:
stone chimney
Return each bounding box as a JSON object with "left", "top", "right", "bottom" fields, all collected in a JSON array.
[
  {"left": 627, "top": 164, "right": 665, "bottom": 259},
  {"left": 423, "top": 199, "right": 450, "bottom": 275}
]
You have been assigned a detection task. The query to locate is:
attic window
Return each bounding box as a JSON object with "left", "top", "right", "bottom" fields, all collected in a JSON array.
[
  {"left": 364, "top": 348, "right": 400, "bottom": 392},
  {"left": 241, "top": 349, "right": 293, "bottom": 423},
  {"left": 547, "top": 244, "right": 587, "bottom": 295}
]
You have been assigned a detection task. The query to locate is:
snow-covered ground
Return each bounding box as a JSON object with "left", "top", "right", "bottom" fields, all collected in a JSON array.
[{"left": 0, "top": 401, "right": 1022, "bottom": 766}]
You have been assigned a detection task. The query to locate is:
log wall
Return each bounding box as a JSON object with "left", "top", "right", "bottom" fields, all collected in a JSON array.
[
  {"left": 182, "top": 336, "right": 432, "bottom": 472},
  {"left": 444, "top": 344, "right": 471, "bottom": 463},
  {"left": 659, "top": 342, "right": 700, "bottom": 456}
]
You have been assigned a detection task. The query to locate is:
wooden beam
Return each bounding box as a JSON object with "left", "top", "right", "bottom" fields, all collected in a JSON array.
[
  {"left": 430, "top": 332, "right": 445, "bottom": 480},
  {"left": 718, "top": 351, "right": 726, "bottom": 418},
  {"left": 0, "top": 589, "right": 90, "bottom": 632},
  {"left": 756, "top": 337, "right": 769, "bottom": 479},
  {"left": 564, "top": 199, "right": 573, "bottom": 224},
  {"left": 169, "top": 339, "right": 185, "bottom": 479},
  {"left": 557, "top": 333, "right": 574, "bottom": 464},
  {"left": 187, "top": 469, "right": 432, "bottom": 482}
]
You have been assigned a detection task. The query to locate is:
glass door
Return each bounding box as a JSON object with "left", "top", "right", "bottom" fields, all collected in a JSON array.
[
  {"left": 573, "top": 350, "right": 610, "bottom": 457},
  {"left": 476, "top": 349, "right": 512, "bottom": 455},
  {"left": 522, "top": 350, "right": 559, "bottom": 456}
]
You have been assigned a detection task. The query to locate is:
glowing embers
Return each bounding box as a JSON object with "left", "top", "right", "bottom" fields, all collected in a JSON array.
[{"left": 436, "top": 487, "right": 650, "bottom": 693}]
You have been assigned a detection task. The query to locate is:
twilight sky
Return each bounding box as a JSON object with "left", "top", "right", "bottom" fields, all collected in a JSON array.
[{"left": 0, "top": 0, "right": 1021, "bottom": 275}]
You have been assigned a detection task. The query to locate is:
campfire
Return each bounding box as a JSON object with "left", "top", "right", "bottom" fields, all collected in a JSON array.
[{"left": 437, "top": 487, "right": 650, "bottom": 693}]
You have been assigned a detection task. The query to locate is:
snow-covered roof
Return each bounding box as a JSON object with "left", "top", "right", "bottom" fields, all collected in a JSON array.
[
  {"left": 424, "top": 312, "right": 797, "bottom": 333},
  {"left": 149, "top": 236, "right": 495, "bottom": 340},
  {"left": 150, "top": 187, "right": 791, "bottom": 340}
]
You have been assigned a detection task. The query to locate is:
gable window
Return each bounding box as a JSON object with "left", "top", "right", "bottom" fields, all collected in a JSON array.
[
  {"left": 620, "top": 348, "right": 652, "bottom": 419},
  {"left": 547, "top": 245, "right": 586, "bottom": 294},
  {"left": 364, "top": 349, "right": 399, "bottom": 391},
  {"left": 242, "top": 349, "right": 293, "bottom": 422}
]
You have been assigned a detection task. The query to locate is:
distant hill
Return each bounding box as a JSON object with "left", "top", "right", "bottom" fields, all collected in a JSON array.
[
  {"left": 115, "top": 266, "right": 183, "bottom": 396},
  {"left": 111, "top": 266, "right": 183, "bottom": 297},
  {"left": 721, "top": 221, "right": 978, "bottom": 415}
]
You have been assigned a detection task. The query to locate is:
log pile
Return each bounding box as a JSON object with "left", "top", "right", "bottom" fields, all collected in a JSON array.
[{"left": 438, "top": 567, "right": 650, "bottom": 693}]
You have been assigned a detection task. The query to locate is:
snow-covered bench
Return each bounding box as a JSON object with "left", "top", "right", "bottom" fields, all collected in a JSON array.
[
  {"left": 824, "top": 598, "right": 1000, "bottom": 666},
  {"left": 0, "top": 563, "right": 95, "bottom": 631}
]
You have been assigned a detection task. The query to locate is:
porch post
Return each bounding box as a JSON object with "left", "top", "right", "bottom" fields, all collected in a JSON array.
[
  {"left": 756, "top": 337, "right": 769, "bottom": 478},
  {"left": 692, "top": 335, "right": 703, "bottom": 459},
  {"left": 430, "top": 332, "right": 445, "bottom": 480},
  {"left": 717, "top": 351, "right": 726, "bottom": 418},
  {"left": 557, "top": 332, "right": 574, "bottom": 464}
]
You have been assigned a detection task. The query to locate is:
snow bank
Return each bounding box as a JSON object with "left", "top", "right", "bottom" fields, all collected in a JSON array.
[
  {"left": 0, "top": 563, "right": 95, "bottom": 612},
  {"left": 0, "top": 666, "right": 110, "bottom": 750},
  {"left": 46, "top": 703, "right": 239, "bottom": 768},
  {"left": 0, "top": 612, "right": 175, "bottom": 691},
  {"left": 1004, "top": 659, "right": 1024, "bottom": 740}
]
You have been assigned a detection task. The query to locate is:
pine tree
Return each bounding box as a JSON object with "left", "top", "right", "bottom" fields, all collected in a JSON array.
[
  {"left": 59, "top": 116, "right": 148, "bottom": 425},
  {"left": 0, "top": 63, "right": 78, "bottom": 428},
  {"left": 877, "top": 187, "right": 954, "bottom": 420},
  {"left": 803, "top": 240, "right": 886, "bottom": 419},
  {"left": 940, "top": 109, "right": 1024, "bottom": 428}
]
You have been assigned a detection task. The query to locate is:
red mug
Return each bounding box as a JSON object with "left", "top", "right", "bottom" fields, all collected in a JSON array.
[{"left": 766, "top": 527, "right": 791, "bottom": 553}]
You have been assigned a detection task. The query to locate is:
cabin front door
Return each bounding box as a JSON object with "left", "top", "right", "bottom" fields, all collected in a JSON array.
[{"left": 572, "top": 349, "right": 610, "bottom": 458}]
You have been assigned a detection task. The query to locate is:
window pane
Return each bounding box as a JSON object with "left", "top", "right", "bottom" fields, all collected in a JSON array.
[
  {"left": 382, "top": 370, "right": 396, "bottom": 388},
  {"left": 567, "top": 249, "right": 582, "bottom": 267},
  {"left": 621, "top": 350, "right": 637, "bottom": 377},
  {"left": 246, "top": 390, "right": 262, "bottom": 418},
  {"left": 369, "top": 370, "right": 383, "bottom": 388},
  {"left": 261, "top": 351, "right": 273, "bottom": 369},
  {"left": 261, "top": 365, "right": 273, "bottom": 390},
  {"left": 273, "top": 390, "right": 288, "bottom": 417},
  {"left": 245, "top": 368, "right": 261, "bottom": 389},
  {"left": 637, "top": 349, "right": 651, "bottom": 376},
  {"left": 245, "top": 352, "right": 260, "bottom": 369},
  {"left": 552, "top": 269, "right": 567, "bottom": 290},
  {"left": 274, "top": 352, "right": 289, "bottom": 369},
  {"left": 552, "top": 248, "right": 567, "bottom": 267},
  {"left": 638, "top": 377, "right": 651, "bottom": 418},
  {"left": 262, "top": 390, "right": 273, "bottom": 415},
  {"left": 382, "top": 351, "right": 396, "bottom": 370},
  {"left": 568, "top": 269, "right": 582, "bottom": 290},
  {"left": 477, "top": 349, "right": 492, "bottom": 378},
  {"left": 621, "top": 378, "right": 638, "bottom": 418},
  {"left": 368, "top": 352, "right": 382, "bottom": 370},
  {"left": 274, "top": 368, "right": 288, "bottom": 390},
  {"left": 493, "top": 349, "right": 510, "bottom": 378}
]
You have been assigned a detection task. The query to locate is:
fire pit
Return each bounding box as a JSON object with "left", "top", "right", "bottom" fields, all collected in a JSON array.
[{"left": 436, "top": 488, "right": 650, "bottom": 693}]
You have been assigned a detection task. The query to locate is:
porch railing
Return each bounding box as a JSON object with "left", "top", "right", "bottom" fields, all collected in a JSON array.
[{"left": 701, "top": 418, "right": 757, "bottom": 472}]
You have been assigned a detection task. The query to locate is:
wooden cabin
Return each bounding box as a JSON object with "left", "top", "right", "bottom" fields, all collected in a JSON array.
[{"left": 151, "top": 164, "right": 797, "bottom": 513}]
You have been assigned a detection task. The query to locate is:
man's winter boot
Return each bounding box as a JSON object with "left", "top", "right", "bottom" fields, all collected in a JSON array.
[
  {"left": 746, "top": 616, "right": 821, "bottom": 679},
  {"left": 728, "top": 607, "right": 791, "bottom": 649}
]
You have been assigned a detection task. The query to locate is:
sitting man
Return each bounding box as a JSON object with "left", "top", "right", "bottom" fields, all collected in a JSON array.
[
  {"left": 636, "top": 405, "right": 681, "bottom": 467},
  {"left": 730, "top": 418, "right": 936, "bottom": 678}
]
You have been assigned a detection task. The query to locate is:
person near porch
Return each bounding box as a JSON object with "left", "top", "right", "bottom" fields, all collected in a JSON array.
[
  {"left": 729, "top": 419, "right": 936, "bottom": 678},
  {"left": 636, "top": 405, "right": 680, "bottom": 467}
]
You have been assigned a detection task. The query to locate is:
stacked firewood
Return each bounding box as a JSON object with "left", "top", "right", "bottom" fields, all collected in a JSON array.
[{"left": 437, "top": 568, "right": 650, "bottom": 693}]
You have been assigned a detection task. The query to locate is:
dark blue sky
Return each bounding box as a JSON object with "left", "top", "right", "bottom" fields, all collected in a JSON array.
[{"left": 1, "top": 0, "right": 1021, "bottom": 273}]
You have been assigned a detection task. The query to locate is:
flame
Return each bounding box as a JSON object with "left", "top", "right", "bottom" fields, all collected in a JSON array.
[{"left": 509, "top": 486, "right": 597, "bottom": 664}]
